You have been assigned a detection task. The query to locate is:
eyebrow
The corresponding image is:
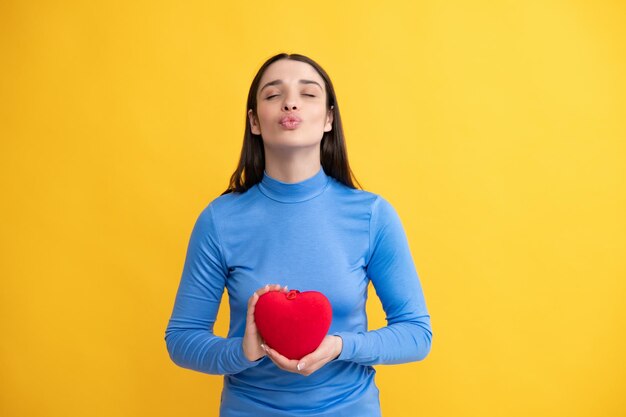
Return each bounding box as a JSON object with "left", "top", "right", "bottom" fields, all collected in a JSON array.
[{"left": 259, "top": 79, "right": 323, "bottom": 93}]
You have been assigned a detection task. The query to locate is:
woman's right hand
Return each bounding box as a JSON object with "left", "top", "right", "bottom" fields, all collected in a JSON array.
[{"left": 243, "top": 283, "right": 288, "bottom": 362}]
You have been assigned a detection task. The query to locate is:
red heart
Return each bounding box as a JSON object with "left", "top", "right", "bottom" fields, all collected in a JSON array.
[{"left": 254, "top": 289, "right": 332, "bottom": 360}]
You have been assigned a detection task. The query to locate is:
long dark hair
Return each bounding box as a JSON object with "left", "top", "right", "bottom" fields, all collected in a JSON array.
[{"left": 221, "top": 52, "right": 362, "bottom": 195}]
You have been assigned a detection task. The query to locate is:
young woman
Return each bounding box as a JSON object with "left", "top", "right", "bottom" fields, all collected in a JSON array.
[{"left": 165, "top": 52, "right": 433, "bottom": 416}]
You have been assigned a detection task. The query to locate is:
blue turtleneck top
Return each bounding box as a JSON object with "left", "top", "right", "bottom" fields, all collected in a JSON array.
[{"left": 164, "top": 165, "right": 433, "bottom": 416}]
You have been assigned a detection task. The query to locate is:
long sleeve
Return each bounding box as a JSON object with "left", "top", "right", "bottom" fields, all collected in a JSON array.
[
  {"left": 332, "top": 196, "right": 433, "bottom": 366},
  {"left": 164, "top": 203, "right": 262, "bottom": 375}
]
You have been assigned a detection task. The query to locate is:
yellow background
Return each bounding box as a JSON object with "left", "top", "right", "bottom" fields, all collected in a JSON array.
[{"left": 1, "top": 1, "right": 625, "bottom": 416}]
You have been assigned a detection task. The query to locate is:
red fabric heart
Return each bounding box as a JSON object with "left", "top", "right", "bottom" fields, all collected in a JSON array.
[{"left": 254, "top": 289, "right": 332, "bottom": 360}]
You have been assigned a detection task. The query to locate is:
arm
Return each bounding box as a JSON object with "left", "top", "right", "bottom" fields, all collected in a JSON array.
[
  {"left": 332, "top": 196, "right": 433, "bottom": 366},
  {"left": 164, "top": 203, "right": 263, "bottom": 375}
]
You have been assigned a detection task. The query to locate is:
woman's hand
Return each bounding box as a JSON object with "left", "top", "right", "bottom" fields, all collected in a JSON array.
[
  {"left": 262, "top": 335, "right": 343, "bottom": 377},
  {"left": 243, "top": 284, "right": 289, "bottom": 362}
]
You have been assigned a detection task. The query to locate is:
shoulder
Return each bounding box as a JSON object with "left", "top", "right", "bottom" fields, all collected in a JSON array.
[
  {"left": 190, "top": 188, "right": 253, "bottom": 233},
  {"left": 334, "top": 180, "right": 397, "bottom": 216},
  {"left": 372, "top": 194, "right": 400, "bottom": 217},
  {"left": 326, "top": 176, "right": 380, "bottom": 207},
  {"left": 325, "top": 177, "right": 402, "bottom": 220},
  {"left": 198, "top": 186, "right": 258, "bottom": 219}
]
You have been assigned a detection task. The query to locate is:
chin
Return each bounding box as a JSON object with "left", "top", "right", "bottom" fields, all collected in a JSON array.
[{"left": 263, "top": 134, "right": 324, "bottom": 148}]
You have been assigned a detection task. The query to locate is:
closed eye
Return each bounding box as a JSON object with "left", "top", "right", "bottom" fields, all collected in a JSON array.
[{"left": 265, "top": 94, "right": 316, "bottom": 100}]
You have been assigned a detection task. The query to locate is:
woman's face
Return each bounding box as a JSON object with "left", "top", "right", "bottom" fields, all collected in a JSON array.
[{"left": 248, "top": 59, "right": 333, "bottom": 150}]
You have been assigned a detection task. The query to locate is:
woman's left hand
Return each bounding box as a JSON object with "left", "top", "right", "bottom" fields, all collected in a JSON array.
[{"left": 262, "top": 335, "right": 343, "bottom": 377}]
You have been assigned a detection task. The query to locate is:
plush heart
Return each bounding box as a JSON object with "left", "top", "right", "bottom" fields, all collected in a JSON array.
[{"left": 254, "top": 289, "right": 332, "bottom": 360}]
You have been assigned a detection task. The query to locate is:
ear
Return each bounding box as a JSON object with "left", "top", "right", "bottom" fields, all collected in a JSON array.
[
  {"left": 248, "top": 109, "right": 261, "bottom": 135},
  {"left": 324, "top": 106, "right": 334, "bottom": 132}
]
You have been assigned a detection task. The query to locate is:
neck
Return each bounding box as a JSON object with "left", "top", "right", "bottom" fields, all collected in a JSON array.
[
  {"left": 263, "top": 146, "right": 321, "bottom": 184},
  {"left": 258, "top": 164, "right": 330, "bottom": 203}
]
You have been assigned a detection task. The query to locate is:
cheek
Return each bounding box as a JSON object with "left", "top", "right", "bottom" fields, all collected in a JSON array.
[
  {"left": 255, "top": 105, "right": 275, "bottom": 126},
  {"left": 311, "top": 107, "right": 328, "bottom": 123}
]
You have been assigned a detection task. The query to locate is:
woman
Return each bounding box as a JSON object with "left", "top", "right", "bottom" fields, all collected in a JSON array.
[{"left": 164, "top": 52, "right": 433, "bottom": 416}]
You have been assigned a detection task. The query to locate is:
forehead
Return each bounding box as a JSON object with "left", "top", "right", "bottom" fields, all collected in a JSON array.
[{"left": 258, "top": 59, "right": 324, "bottom": 90}]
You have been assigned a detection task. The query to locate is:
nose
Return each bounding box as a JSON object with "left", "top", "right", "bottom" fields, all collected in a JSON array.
[{"left": 282, "top": 90, "right": 299, "bottom": 111}]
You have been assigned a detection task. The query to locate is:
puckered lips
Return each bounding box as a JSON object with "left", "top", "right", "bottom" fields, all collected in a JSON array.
[{"left": 279, "top": 114, "right": 302, "bottom": 129}]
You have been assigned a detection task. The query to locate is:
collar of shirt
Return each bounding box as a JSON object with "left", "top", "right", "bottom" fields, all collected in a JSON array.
[{"left": 257, "top": 165, "right": 331, "bottom": 203}]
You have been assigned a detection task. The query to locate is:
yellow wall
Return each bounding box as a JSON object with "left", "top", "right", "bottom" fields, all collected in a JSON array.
[{"left": 1, "top": 1, "right": 624, "bottom": 416}]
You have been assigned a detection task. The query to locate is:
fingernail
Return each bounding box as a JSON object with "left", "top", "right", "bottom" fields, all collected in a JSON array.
[{"left": 297, "top": 362, "right": 305, "bottom": 371}]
